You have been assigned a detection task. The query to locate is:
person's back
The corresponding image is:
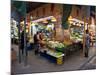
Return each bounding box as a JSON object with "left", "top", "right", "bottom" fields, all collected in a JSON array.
[
  {"left": 34, "top": 34, "right": 38, "bottom": 44},
  {"left": 85, "top": 33, "right": 90, "bottom": 48},
  {"left": 39, "top": 32, "right": 44, "bottom": 40},
  {"left": 20, "top": 31, "right": 24, "bottom": 54},
  {"left": 33, "top": 32, "right": 40, "bottom": 55}
]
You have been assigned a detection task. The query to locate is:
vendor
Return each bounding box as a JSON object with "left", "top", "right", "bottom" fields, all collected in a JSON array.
[
  {"left": 39, "top": 31, "right": 44, "bottom": 40},
  {"left": 39, "top": 31, "right": 46, "bottom": 48}
]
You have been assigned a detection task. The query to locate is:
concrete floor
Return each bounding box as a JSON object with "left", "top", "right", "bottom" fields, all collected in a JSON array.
[{"left": 11, "top": 45, "right": 96, "bottom": 74}]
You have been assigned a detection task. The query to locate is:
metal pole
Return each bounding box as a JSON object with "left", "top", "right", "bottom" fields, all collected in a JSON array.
[
  {"left": 83, "top": 6, "right": 90, "bottom": 56},
  {"left": 23, "top": 17, "right": 27, "bottom": 66},
  {"left": 23, "top": 2, "right": 28, "bottom": 66},
  {"left": 18, "top": 20, "right": 22, "bottom": 63},
  {"left": 83, "top": 17, "right": 86, "bottom": 56}
]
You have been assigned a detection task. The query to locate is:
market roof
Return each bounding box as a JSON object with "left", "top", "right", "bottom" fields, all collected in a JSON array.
[
  {"left": 11, "top": 1, "right": 47, "bottom": 14},
  {"left": 26, "top": 2, "right": 46, "bottom": 13},
  {"left": 11, "top": 1, "right": 47, "bottom": 21}
]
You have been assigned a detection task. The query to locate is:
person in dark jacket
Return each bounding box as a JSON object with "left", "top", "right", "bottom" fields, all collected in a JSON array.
[
  {"left": 20, "top": 31, "right": 24, "bottom": 55},
  {"left": 34, "top": 31, "right": 41, "bottom": 55}
]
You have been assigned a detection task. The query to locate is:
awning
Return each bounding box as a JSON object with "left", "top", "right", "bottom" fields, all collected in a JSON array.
[
  {"left": 32, "top": 16, "right": 55, "bottom": 23},
  {"left": 68, "top": 18, "right": 88, "bottom": 24}
]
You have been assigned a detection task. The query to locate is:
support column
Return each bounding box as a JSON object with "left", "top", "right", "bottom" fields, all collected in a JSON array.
[
  {"left": 62, "top": 4, "right": 72, "bottom": 42},
  {"left": 23, "top": 17, "right": 28, "bottom": 66}
]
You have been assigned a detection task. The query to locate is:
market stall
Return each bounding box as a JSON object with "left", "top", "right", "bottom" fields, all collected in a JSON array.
[
  {"left": 11, "top": 18, "right": 19, "bottom": 44},
  {"left": 61, "top": 17, "right": 85, "bottom": 56},
  {"left": 26, "top": 15, "right": 87, "bottom": 65},
  {"left": 27, "top": 16, "right": 65, "bottom": 65}
]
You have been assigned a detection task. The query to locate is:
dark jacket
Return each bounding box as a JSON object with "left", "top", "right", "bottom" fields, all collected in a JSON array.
[{"left": 20, "top": 31, "right": 24, "bottom": 50}]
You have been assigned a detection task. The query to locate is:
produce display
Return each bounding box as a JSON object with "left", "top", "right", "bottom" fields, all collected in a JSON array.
[
  {"left": 70, "top": 25, "right": 83, "bottom": 43},
  {"left": 47, "top": 41, "right": 65, "bottom": 49},
  {"left": 11, "top": 19, "right": 18, "bottom": 40},
  {"left": 71, "top": 32, "right": 83, "bottom": 42},
  {"left": 47, "top": 50, "right": 64, "bottom": 58},
  {"left": 71, "top": 32, "right": 83, "bottom": 38}
]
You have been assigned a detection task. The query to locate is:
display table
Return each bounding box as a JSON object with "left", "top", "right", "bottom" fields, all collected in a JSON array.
[{"left": 40, "top": 50, "right": 64, "bottom": 65}]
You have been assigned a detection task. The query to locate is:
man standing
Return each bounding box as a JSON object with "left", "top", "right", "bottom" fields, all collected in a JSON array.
[
  {"left": 20, "top": 31, "right": 24, "bottom": 55},
  {"left": 85, "top": 30, "right": 90, "bottom": 57}
]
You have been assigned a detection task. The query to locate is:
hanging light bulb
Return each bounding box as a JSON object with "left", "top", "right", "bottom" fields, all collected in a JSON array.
[
  {"left": 20, "top": 21, "right": 24, "bottom": 25},
  {"left": 68, "top": 16, "right": 73, "bottom": 21},
  {"left": 30, "top": 16, "right": 33, "bottom": 20}
]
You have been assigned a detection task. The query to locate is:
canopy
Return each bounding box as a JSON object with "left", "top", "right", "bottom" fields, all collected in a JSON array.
[{"left": 32, "top": 16, "right": 55, "bottom": 23}]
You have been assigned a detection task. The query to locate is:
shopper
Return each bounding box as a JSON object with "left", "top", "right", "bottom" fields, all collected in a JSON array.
[
  {"left": 84, "top": 30, "right": 90, "bottom": 57},
  {"left": 34, "top": 31, "right": 41, "bottom": 55},
  {"left": 20, "top": 31, "right": 24, "bottom": 55}
]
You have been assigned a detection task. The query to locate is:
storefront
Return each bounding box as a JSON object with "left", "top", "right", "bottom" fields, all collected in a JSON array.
[{"left": 11, "top": 18, "right": 19, "bottom": 44}]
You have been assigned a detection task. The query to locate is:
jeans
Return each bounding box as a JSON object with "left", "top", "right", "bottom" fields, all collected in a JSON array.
[
  {"left": 85, "top": 46, "right": 89, "bottom": 57},
  {"left": 34, "top": 43, "right": 40, "bottom": 55}
]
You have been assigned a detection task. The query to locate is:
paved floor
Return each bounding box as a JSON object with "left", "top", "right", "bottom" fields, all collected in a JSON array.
[
  {"left": 11, "top": 45, "right": 96, "bottom": 74},
  {"left": 79, "top": 55, "right": 96, "bottom": 70}
]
